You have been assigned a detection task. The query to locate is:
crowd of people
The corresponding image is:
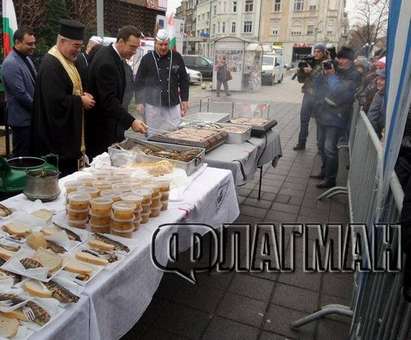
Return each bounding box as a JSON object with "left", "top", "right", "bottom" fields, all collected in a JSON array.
[
  {"left": 1, "top": 20, "right": 190, "bottom": 176},
  {"left": 293, "top": 43, "right": 387, "bottom": 189}
]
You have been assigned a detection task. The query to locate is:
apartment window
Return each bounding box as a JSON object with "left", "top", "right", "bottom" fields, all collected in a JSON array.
[
  {"left": 307, "top": 25, "right": 314, "bottom": 35},
  {"left": 291, "top": 31, "right": 302, "bottom": 36},
  {"left": 245, "top": 0, "right": 253, "bottom": 12},
  {"left": 272, "top": 29, "right": 279, "bottom": 36},
  {"left": 327, "top": 31, "right": 333, "bottom": 36},
  {"left": 309, "top": 5, "right": 316, "bottom": 10},
  {"left": 294, "top": 0, "right": 304, "bottom": 11},
  {"left": 222, "top": 22, "right": 226, "bottom": 33},
  {"left": 213, "top": 5, "right": 217, "bottom": 14},
  {"left": 273, "top": 0, "right": 281, "bottom": 12},
  {"left": 218, "top": 22, "right": 221, "bottom": 32},
  {"left": 244, "top": 21, "right": 252, "bottom": 32},
  {"left": 202, "top": 13, "right": 205, "bottom": 20},
  {"left": 212, "top": 24, "right": 216, "bottom": 34},
  {"left": 197, "top": 15, "right": 201, "bottom": 22},
  {"left": 233, "top": 1, "right": 237, "bottom": 12},
  {"left": 232, "top": 21, "right": 236, "bottom": 33},
  {"left": 223, "top": 2, "right": 226, "bottom": 12}
]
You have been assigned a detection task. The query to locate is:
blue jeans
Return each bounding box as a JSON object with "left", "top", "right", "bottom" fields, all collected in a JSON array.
[
  {"left": 317, "top": 124, "right": 344, "bottom": 183},
  {"left": 297, "top": 93, "right": 316, "bottom": 145}
]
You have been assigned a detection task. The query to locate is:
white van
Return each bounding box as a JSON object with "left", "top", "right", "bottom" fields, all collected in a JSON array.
[{"left": 261, "top": 54, "right": 285, "bottom": 85}]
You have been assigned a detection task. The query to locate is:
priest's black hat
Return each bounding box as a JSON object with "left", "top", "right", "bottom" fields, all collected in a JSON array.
[{"left": 59, "top": 19, "right": 85, "bottom": 40}]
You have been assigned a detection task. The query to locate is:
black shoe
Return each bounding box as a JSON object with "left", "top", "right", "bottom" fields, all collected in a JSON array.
[
  {"left": 316, "top": 181, "right": 335, "bottom": 189},
  {"left": 310, "top": 174, "right": 325, "bottom": 180},
  {"left": 293, "top": 144, "right": 306, "bottom": 151}
]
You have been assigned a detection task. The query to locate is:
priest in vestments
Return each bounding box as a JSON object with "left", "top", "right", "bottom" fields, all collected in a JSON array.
[{"left": 31, "top": 19, "right": 96, "bottom": 176}]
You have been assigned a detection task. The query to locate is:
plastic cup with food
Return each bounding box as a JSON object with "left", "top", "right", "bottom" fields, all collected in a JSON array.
[
  {"left": 112, "top": 201, "right": 135, "bottom": 220},
  {"left": 111, "top": 216, "right": 135, "bottom": 231},
  {"left": 90, "top": 223, "right": 111, "bottom": 234},
  {"left": 150, "top": 205, "right": 162, "bottom": 218},
  {"left": 68, "top": 217, "right": 88, "bottom": 229},
  {"left": 111, "top": 226, "right": 134, "bottom": 238},
  {"left": 89, "top": 213, "right": 111, "bottom": 226},
  {"left": 68, "top": 192, "right": 91, "bottom": 210},
  {"left": 132, "top": 189, "right": 152, "bottom": 205},
  {"left": 67, "top": 207, "right": 89, "bottom": 221},
  {"left": 90, "top": 197, "right": 113, "bottom": 216},
  {"left": 120, "top": 194, "right": 143, "bottom": 210},
  {"left": 78, "top": 186, "right": 100, "bottom": 198},
  {"left": 64, "top": 180, "right": 80, "bottom": 194},
  {"left": 140, "top": 212, "right": 150, "bottom": 224}
]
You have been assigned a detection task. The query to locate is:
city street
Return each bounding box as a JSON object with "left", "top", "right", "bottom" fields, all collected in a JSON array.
[{"left": 123, "top": 75, "right": 352, "bottom": 340}]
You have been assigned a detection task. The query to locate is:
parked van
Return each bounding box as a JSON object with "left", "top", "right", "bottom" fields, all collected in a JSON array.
[{"left": 261, "top": 54, "right": 284, "bottom": 85}]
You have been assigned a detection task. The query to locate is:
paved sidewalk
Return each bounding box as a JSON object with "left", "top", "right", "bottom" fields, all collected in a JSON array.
[{"left": 122, "top": 90, "right": 353, "bottom": 339}]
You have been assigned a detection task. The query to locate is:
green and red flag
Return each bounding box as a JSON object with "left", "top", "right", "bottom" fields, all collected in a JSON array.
[
  {"left": 166, "top": 12, "right": 176, "bottom": 51},
  {"left": 2, "top": 0, "right": 18, "bottom": 57}
]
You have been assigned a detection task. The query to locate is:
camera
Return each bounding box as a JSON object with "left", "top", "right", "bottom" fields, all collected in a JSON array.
[
  {"left": 322, "top": 60, "right": 333, "bottom": 70},
  {"left": 298, "top": 56, "right": 315, "bottom": 70}
]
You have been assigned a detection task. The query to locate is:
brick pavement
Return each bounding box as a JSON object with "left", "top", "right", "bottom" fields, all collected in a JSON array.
[{"left": 122, "top": 77, "right": 352, "bottom": 340}]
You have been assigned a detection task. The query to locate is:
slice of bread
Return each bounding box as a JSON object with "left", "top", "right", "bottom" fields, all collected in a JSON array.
[
  {"left": 41, "top": 226, "right": 60, "bottom": 236},
  {"left": 31, "top": 209, "right": 53, "bottom": 222},
  {"left": 2, "top": 309, "right": 26, "bottom": 321},
  {"left": 26, "top": 232, "right": 47, "bottom": 250},
  {"left": 63, "top": 258, "right": 93, "bottom": 275},
  {"left": 88, "top": 240, "right": 115, "bottom": 252},
  {"left": 3, "top": 223, "right": 31, "bottom": 237},
  {"left": 23, "top": 280, "right": 52, "bottom": 298},
  {"left": 0, "top": 247, "right": 16, "bottom": 261},
  {"left": 34, "top": 248, "right": 62, "bottom": 273},
  {"left": 75, "top": 251, "right": 108, "bottom": 266},
  {"left": 0, "top": 313, "right": 19, "bottom": 337}
]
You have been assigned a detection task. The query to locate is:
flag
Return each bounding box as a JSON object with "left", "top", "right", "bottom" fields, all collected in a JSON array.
[
  {"left": 2, "top": 0, "right": 18, "bottom": 57},
  {"left": 167, "top": 12, "right": 176, "bottom": 51}
]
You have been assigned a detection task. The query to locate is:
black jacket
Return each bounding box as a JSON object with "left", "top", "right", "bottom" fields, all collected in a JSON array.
[
  {"left": 135, "top": 50, "right": 189, "bottom": 107},
  {"left": 86, "top": 45, "right": 135, "bottom": 158}
]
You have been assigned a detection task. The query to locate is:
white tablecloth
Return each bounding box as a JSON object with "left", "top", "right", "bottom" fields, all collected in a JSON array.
[
  {"left": 205, "top": 129, "right": 282, "bottom": 185},
  {"left": 2, "top": 167, "right": 239, "bottom": 340}
]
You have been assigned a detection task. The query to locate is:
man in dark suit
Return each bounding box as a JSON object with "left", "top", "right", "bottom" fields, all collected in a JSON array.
[
  {"left": 86, "top": 25, "right": 147, "bottom": 159},
  {"left": 2, "top": 27, "right": 37, "bottom": 156}
]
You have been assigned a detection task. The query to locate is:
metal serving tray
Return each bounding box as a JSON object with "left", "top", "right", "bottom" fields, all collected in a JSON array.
[
  {"left": 182, "top": 112, "right": 231, "bottom": 124},
  {"left": 229, "top": 117, "right": 278, "bottom": 137},
  {"left": 108, "top": 138, "right": 205, "bottom": 176},
  {"left": 213, "top": 123, "right": 251, "bottom": 144},
  {"left": 174, "top": 121, "right": 251, "bottom": 144},
  {"left": 149, "top": 128, "right": 228, "bottom": 153}
]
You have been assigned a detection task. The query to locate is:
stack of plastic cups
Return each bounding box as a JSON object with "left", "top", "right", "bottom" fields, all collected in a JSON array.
[
  {"left": 141, "top": 183, "right": 162, "bottom": 217},
  {"left": 133, "top": 189, "right": 152, "bottom": 224},
  {"left": 155, "top": 179, "right": 170, "bottom": 211},
  {"left": 120, "top": 194, "right": 143, "bottom": 231},
  {"left": 111, "top": 201, "right": 135, "bottom": 238},
  {"left": 67, "top": 192, "right": 91, "bottom": 229},
  {"left": 89, "top": 197, "right": 113, "bottom": 233}
]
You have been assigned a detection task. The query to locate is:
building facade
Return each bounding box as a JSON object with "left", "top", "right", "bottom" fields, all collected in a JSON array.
[
  {"left": 176, "top": 0, "right": 198, "bottom": 54},
  {"left": 260, "top": 0, "right": 346, "bottom": 64},
  {"left": 105, "top": 0, "right": 166, "bottom": 37}
]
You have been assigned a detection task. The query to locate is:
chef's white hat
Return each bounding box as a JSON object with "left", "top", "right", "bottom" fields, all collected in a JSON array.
[{"left": 156, "top": 29, "right": 169, "bottom": 41}]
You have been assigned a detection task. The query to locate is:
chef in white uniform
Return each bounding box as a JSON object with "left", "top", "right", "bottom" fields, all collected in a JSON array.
[{"left": 135, "top": 29, "right": 190, "bottom": 136}]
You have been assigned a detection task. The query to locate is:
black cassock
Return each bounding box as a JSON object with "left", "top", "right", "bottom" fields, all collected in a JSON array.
[{"left": 31, "top": 54, "right": 83, "bottom": 175}]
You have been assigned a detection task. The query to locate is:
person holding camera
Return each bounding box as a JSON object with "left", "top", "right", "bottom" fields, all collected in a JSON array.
[
  {"left": 293, "top": 43, "right": 328, "bottom": 151},
  {"left": 314, "top": 47, "right": 361, "bottom": 188}
]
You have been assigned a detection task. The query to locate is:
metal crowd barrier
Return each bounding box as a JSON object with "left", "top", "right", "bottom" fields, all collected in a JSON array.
[
  {"left": 292, "top": 108, "right": 411, "bottom": 339},
  {"left": 350, "top": 172, "right": 409, "bottom": 340}
]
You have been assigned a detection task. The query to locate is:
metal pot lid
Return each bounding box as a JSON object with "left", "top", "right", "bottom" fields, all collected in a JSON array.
[{"left": 7, "top": 157, "right": 45, "bottom": 170}]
